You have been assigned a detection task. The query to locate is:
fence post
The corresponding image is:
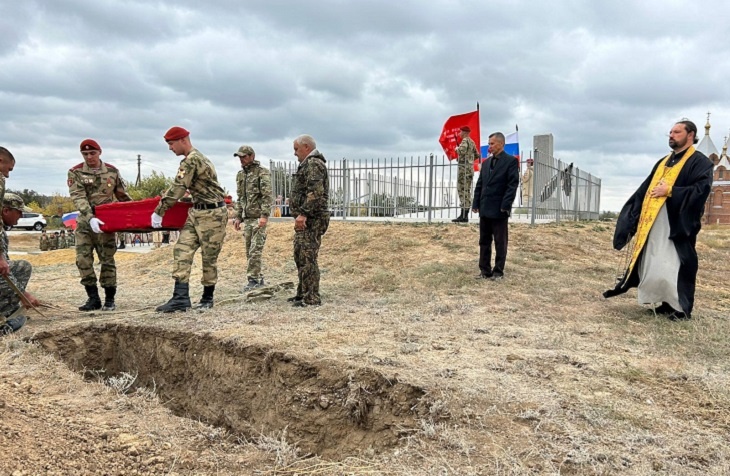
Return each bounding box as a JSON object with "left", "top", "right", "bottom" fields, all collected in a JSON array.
[
  {"left": 343, "top": 159, "right": 349, "bottom": 220},
  {"left": 531, "top": 150, "right": 537, "bottom": 225},
  {"left": 428, "top": 153, "right": 434, "bottom": 224},
  {"left": 573, "top": 167, "right": 580, "bottom": 221}
]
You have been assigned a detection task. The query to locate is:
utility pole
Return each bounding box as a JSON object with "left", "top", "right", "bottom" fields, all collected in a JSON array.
[{"left": 135, "top": 154, "right": 141, "bottom": 186}]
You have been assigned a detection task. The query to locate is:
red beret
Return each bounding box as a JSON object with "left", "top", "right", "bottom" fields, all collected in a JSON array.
[
  {"left": 164, "top": 126, "right": 190, "bottom": 141},
  {"left": 460, "top": 126, "right": 471, "bottom": 133},
  {"left": 80, "top": 139, "right": 101, "bottom": 152}
]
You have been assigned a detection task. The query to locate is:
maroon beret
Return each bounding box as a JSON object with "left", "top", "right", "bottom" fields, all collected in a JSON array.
[
  {"left": 164, "top": 126, "right": 190, "bottom": 141},
  {"left": 460, "top": 126, "right": 471, "bottom": 133},
  {"left": 80, "top": 139, "right": 101, "bottom": 152}
]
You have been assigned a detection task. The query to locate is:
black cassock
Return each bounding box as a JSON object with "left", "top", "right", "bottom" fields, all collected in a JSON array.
[{"left": 603, "top": 149, "right": 713, "bottom": 316}]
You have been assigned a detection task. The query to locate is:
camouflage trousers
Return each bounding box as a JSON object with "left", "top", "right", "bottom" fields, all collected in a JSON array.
[
  {"left": 457, "top": 162, "right": 474, "bottom": 209},
  {"left": 75, "top": 219, "right": 118, "bottom": 287},
  {"left": 173, "top": 207, "right": 227, "bottom": 286},
  {"left": 293, "top": 215, "right": 330, "bottom": 305},
  {"left": 243, "top": 218, "right": 267, "bottom": 281},
  {"left": 0, "top": 260, "right": 31, "bottom": 317}
]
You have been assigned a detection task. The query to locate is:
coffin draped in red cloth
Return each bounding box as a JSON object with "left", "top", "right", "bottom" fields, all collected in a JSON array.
[{"left": 95, "top": 197, "right": 192, "bottom": 233}]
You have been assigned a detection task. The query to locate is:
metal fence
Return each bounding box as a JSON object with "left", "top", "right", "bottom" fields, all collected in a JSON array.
[{"left": 270, "top": 152, "right": 601, "bottom": 223}]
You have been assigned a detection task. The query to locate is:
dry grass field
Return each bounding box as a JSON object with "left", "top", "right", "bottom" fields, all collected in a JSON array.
[{"left": 1, "top": 220, "right": 730, "bottom": 475}]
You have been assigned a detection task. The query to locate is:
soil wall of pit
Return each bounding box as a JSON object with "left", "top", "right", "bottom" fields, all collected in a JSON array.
[{"left": 33, "top": 324, "right": 431, "bottom": 457}]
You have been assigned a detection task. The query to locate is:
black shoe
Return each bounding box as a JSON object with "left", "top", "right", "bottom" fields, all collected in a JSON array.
[
  {"left": 651, "top": 302, "right": 675, "bottom": 315},
  {"left": 79, "top": 286, "right": 102, "bottom": 311},
  {"left": 1, "top": 315, "right": 27, "bottom": 335},
  {"left": 255, "top": 277, "right": 265, "bottom": 288},
  {"left": 287, "top": 296, "right": 303, "bottom": 302},
  {"left": 475, "top": 273, "right": 492, "bottom": 279},
  {"left": 156, "top": 281, "right": 192, "bottom": 313},
  {"left": 242, "top": 278, "right": 259, "bottom": 292},
  {"left": 668, "top": 311, "right": 691, "bottom": 321},
  {"left": 489, "top": 274, "right": 504, "bottom": 281},
  {"left": 293, "top": 301, "right": 320, "bottom": 308}
]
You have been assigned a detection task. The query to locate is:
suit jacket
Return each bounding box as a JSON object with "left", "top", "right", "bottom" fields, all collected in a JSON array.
[{"left": 471, "top": 151, "right": 520, "bottom": 218}]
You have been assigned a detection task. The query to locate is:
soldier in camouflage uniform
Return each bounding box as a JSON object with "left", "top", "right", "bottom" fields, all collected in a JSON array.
[
  {"left": 152, "top": 126, "right": 228, "bottom": 312},
  {"left": 49, "top": 232, "right": 59, "bottom": 250},
  {"left": 58, "top": 230, "right": 69, "bottom": 249},
  {"left": 289, "top": 134, "right": 329, "bottom": 307},
  {"left": 39, "top": 230, "right": 49, "bottom": 251},
  {"left": 68, "top": 139, "right": 132, "bottom": 311},
  {"left": 0, "top": 147, "right": 16, "bottom": 278},
  {"left": 232, "top": 145, "right": 273, "bottom": 292},
  {"left": 453, "top": 126, "right": 480, "bottom": 223},
  {"left": 0, "top": 194, "right": 39, "bottom": 335}
]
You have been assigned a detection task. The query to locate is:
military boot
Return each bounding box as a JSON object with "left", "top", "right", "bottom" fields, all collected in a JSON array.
[
  {"left": 451, "top": 210, "right": 463, "bottom": 223},
  {"left": 461, "top": 208, "right": 470, "bottom": 222},
  {"left": 195, "top": 285, "right": 215, "bottom": 309},
  {"left": 102, "top": 286, "right": 116, "bottom": 311},
  {"left": 242, "top": 278, "right": 259, "bottom": 292},
  {"left": 79, "top": 285, "right": 102, "bottom": 311},
  {"left": 256, "top": 277, "right": 265, "bottom": 288},
  {"left": 156, "top": 281, "right": 192, "bottom": 313},
  {"left": 0, "top": 315, "right": 27, "bottom": 335}
]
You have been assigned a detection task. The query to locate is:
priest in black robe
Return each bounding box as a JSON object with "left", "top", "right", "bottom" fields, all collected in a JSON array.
[{"left": 604, "top": 120, "right": 713, "bottom": 319}]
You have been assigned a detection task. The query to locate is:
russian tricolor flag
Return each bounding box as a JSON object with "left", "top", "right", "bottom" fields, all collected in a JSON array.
[
  {"left": 504, "top": 131, "right": 520, "bottom": 159},
  {"left": 481, "top": 131, "right": 519, "bottom": 159},
  {"left": 62, "top": 211, "right": 79, "bottom": 230}
]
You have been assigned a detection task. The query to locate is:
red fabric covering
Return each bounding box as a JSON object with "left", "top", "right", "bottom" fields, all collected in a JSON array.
[{"left": 95, "top": 197, "right": 192, "bottom": 233}]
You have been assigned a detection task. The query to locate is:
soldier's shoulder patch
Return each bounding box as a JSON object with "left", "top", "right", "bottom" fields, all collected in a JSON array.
[
  {"left": 69, "top": 163, "right": 84, "bottom": 171},
  {"left": 177, "top": 168, "right": 186, "bottom": 180},
  {"left": 67, "top": 178, "right": 74, "bottom": 187}
]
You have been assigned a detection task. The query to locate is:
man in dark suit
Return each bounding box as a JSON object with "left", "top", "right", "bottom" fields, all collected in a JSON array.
[{"left": 471, "top": 132, "right": 520, "bottom": 280}]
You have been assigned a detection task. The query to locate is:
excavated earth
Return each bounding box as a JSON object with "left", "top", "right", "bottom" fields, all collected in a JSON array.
[{"left": 32, "top": 323, "right": 430, "bottom": 459}]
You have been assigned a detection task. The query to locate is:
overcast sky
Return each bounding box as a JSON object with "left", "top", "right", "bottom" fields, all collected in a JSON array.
[{"left": 2, "top": 0, "right": 729, "bottom": 211}]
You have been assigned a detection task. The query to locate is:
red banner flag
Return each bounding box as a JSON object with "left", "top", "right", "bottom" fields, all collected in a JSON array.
[{"left": 438, "top": 110, "right": 480, "bottom": 161}]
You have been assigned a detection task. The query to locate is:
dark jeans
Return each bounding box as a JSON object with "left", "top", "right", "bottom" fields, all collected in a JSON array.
[{"left": 479, "top": 217, "right": 509, "bottom": 276}]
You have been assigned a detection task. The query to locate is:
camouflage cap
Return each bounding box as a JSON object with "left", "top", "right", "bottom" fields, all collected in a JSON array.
[
  {"left": 2, "top": 193, "right": 24, "bottom": 211},
  {"left": 234, "top": 145, "right": 255, "bottom": 157}
]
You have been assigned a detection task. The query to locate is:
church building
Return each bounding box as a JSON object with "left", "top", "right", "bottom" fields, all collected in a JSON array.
[{"left": 699, "top": 115, "right": 730, "bottom": 225}]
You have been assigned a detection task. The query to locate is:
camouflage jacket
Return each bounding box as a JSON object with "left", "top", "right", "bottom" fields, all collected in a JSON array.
[
  {"left": 39, "top": 235, "right": 49, "bottom": 251},
  {"left": 68, "top": 162, "right": 132, "bottom": 221},
  {"left": 155, "top": 148, "right": 226, "bottom": 216},
  {"left": 457, "top": 137, "right": 480, "bottom": 166},
  {"left": 0, "top": 175, "right": 5, "bottom": 254},
  {"left": 235, "top": 160, "right": 273, "bottom": 220},
  {"left": 0, "top": 230, "right": 21, "bottom": 290},
  {"left": 290, "top": 149, "right": 329, "bottom": 218}
]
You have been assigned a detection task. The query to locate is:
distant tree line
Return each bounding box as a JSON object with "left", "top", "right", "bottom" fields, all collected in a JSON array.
[{"left": 8, "top": 172, "right": 174, "bottom": 216}]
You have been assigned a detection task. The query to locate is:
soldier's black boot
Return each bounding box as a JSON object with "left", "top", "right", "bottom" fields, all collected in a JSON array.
[
  {"left": 102, "top": 286, "right": 116, "bottom": 311},
  {"left": 156, "top": 281, "right": 192, "bottom": 313},
  {"left": 79, "top": 285, "right": 102, "bottom": 311},
  {"left": 461, "top": 208, "right": 470, "bottom": 222},
  {"left": 243, "top": 278, "right": 259, "bottom": 292},
  {"left": 451, "top": 210, "right": 463, "bottom": 223},
  {"left": 195, "top": 285, "right": 215, "bottom": 309}
]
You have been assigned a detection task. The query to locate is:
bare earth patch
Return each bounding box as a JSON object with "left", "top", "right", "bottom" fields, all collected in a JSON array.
[{"left": 1, "top": 221, "right": 729, "bottom": 475}]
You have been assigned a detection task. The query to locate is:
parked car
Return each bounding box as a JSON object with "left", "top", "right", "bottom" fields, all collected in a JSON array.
[{"left": 3, "top": 212, "right": 47, "bottom": 231}]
